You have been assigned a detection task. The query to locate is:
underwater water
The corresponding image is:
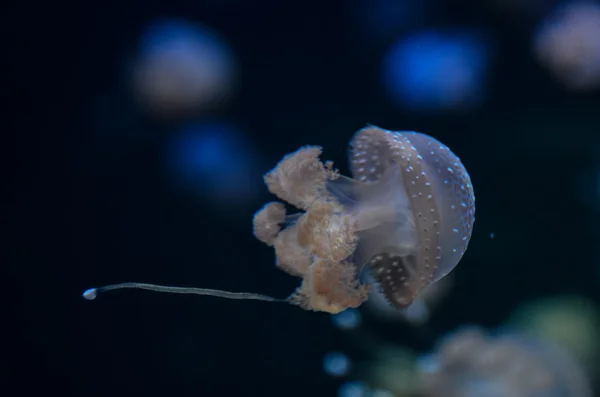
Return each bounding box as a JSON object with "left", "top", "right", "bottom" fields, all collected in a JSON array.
[{"left": 10, "top": 0, "right": 600, "bottom": 396}]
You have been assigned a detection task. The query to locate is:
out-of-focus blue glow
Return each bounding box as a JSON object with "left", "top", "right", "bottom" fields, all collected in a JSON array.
[
  {"left": 332, "top": 308, "right": 362, "bottom": 330},
  {"left": 338, "top": 381, "right": 369, "bottom": 397},
  {"left": 382, "top": 29, "right": 491, "bottom": 111},
  {"left": 166, "top": 121, "right": 260, "bottom": 204},
  {"left": 323, "top": 352, "right": 351, "bottom": 377},
  {"left": 135, "top": 18, "right": 236, "bottom": 116}
]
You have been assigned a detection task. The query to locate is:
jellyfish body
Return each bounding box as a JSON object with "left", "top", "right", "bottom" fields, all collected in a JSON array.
[
  {"left": 253, "top": 126, "right": 475, "bottom": 312},
  {"left": 347, "top": 127, "right": 475, "bottom": 306}
]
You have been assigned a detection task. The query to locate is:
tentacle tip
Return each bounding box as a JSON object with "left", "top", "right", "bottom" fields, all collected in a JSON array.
[{"left": 83, "top": 288, "right": 97, "bottom": 300}]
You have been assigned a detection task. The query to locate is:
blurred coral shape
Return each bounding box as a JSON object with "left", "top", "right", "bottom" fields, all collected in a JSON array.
[{"left": 419, "top": 326, "right": 592, "bottom": 397}]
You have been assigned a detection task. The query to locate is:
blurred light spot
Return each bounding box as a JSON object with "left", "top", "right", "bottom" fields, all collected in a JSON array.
[
  {"left": 534, "top": 2, "right": 600, "bottom": 90},
  {"left": 339, "top": 381, "right": 369, "bottom": 397},
  {"left": 382, "top": 29, "right": 491, "bottom": 112},
  {"left": 324, "top": 352, "right": 351, "bottom": 377},
  {"left": 166, "top": 121, "right": 260, "bottom": 206},
  {"left": 332, "top": 308, "right": 362, "bottom": 330},
  {"left": 490, "top": 232, "right": 495, "bottom": 239},
  {"left": 134, "top": 19, "right": 237, "bottom": 117}
]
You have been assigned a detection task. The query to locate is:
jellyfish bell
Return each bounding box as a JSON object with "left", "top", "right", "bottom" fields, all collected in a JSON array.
[
  {"left": 323, "top": 127, "right": 474, "bottom": 308},
  {"left": 83, "top": 126, "right": 475, "bottom": 314}
]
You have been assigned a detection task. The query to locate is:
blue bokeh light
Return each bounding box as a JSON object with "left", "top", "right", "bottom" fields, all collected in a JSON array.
[
  {"left": 332, "top": 308, "right": 362, "bottom": 330},
  {"left": 382, "top": 29, "right": 491, "bottom": 111},
  {"left": 323, "top": 352, "right": 351, "bottom": 377},
  {"left": 166, "top": 121, "right": 260, "bottom": 205}
]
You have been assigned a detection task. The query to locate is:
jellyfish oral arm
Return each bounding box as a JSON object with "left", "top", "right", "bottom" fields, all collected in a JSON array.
[{"left": 82, "top": 282, "right": 285, "bottom": 303}]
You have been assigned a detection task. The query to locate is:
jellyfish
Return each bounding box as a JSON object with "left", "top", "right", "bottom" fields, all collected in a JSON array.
[
  {"left": 418, "top": 326, "right": 593, "bottom": 397},
  {"left": 83, "top": 125, "right": 475, "bottom": 314}
]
